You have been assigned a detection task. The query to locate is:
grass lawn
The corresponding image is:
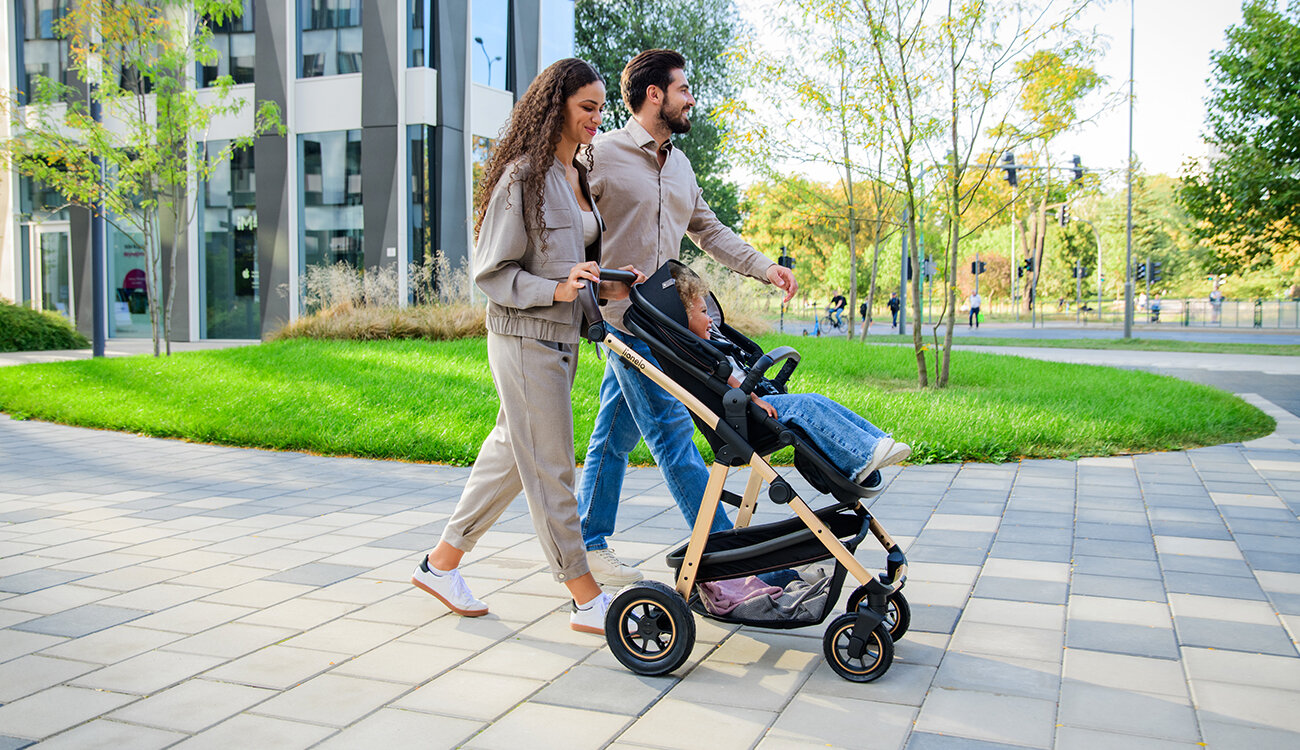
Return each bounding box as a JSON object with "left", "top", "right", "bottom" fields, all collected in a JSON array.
[
  {"left": 0, "top": 335, "right": 1273, "bottom": 466},
  {"left": 908, "top": 335, "right": 1300, "bottom": 357}
]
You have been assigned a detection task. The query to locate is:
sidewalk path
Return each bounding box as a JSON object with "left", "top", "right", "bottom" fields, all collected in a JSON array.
[{"left": 1, "top": 404, "right": 1299, "bottom": 748}]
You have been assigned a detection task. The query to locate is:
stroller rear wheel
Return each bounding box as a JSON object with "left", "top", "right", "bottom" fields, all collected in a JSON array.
[
  {"left": 847, "top": 587, "right": 910, "bottom": 641},
  {"left": 823, "top": 613, "right": 893, "bottom": 682},
  {"left": 605, "top": 580, "right": 696, "bottom": 676}
]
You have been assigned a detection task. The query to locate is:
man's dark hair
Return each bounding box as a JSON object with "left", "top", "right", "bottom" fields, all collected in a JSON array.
[{"left": 621, "top": 49, "right": 687, "bottom": 114}]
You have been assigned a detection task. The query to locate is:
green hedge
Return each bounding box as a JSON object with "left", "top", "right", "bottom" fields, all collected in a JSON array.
[{"left": 0, "top": 299, "right": 90, "bottom": 353}]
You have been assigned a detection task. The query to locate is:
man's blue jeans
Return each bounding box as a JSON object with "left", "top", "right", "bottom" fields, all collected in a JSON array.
[
  {"left": 578, "top": 330, "right": 732, "bottom": 551},
  {"left": 764, "top": 393, "right": 888, "bottom": 480}
]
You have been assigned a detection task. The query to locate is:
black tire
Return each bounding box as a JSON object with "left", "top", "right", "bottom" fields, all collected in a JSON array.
[
  {"left": 823, "top": 613, "right": 893, "bottom": 683},
  {"left": 846, "top": 587, "right": 910, "bottom": 642},
  {"left": 605, "top": 580, "right": 696, "bottom": 677}
]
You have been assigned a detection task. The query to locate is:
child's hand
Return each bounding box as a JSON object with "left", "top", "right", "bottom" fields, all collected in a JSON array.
[
  {"left": 751, "top": 395, "right": 777, "bottom": 419},
  {"left": 554, "top": 261, "right": 601, "bottom": 302},
  {"left": 597, "top": 265, "right": 647, "bottom": 301}
]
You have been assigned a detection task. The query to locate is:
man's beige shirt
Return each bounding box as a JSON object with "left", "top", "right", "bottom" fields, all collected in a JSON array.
[{"left": 589, "top": 117, "right": 775, "bottom": 331}]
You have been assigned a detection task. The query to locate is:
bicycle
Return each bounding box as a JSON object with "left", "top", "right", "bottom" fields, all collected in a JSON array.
[{"left": 822, "top": 306, "right": 845, "bottom": 332}]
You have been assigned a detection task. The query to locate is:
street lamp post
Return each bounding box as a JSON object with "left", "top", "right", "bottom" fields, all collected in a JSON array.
[
  {"left": 1123, "top": 0, "right": 1135, "bottom": 338},
  {"left": 473, "top": 36, "right": 501, "bottom": 88}
]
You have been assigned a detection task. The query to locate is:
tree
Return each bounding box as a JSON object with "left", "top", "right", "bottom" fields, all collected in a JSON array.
[
  {"left": 932, "top": 0, "right": 1098, "bottom": 386},
  {"left": 0, "top": 0, "right": 280, "bottom": 356},
  {"left": 1179, "top": 0, "right": 1300, "bottom": 276},
  {"left": 575, "top": 0, "right": 744, "bottom": 236},
  {"left": 722, "top": 0, "right": 901, "bottom": 341}
]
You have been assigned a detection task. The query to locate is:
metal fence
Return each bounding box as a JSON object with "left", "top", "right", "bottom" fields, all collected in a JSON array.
[{"left": 924, "top": 298, "right": 1300, "bottom": 329}]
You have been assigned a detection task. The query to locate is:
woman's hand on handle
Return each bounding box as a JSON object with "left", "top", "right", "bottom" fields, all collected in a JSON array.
[
  {"left": 597, "top": 265, "right": 647, "bottom": 301},
  {"left": 554, "top": 261, "right": 602, "bottom": 303}
]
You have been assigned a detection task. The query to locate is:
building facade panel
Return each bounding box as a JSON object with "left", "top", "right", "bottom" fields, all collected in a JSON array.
[{"left": 4, "top": 0, "right": 569, "bottom": 341}]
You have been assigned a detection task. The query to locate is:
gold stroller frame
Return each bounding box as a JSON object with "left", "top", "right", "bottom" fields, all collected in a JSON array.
[{"left": 582, "top": 267, "right": 909, "bottom": 683}]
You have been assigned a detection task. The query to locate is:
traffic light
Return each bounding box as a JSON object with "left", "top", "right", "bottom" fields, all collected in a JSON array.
[
  {"left": 1059, "top": 204, "right": 1069, "bottom": 226},
  {"left": 1071, "top": 154, "right": 1084, "bottom": 183},
  {"left": 1136, "top": 263, "right": 1146, "bottom": 282},
  {"left": 1001, "top": 152, "right": 1018, "bottom": 188},
  {"left": 1150, "top": 261, "right": 1163, "bottom": 283},
  {"left": 778, "top": 245, "right": 795, "bottom": 269},
  {"left": 1023, "top": 257, "right": 1035, "bottom": 272},
  {"left": 970, "top": 261, "right": 987, "bottom": 275},
  {"left": 1017, "top": 266, "right": 1024, "bottom": 278}
]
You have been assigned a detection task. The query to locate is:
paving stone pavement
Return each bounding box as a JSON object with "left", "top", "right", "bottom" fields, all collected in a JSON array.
[{"left": 1, "top": 398, "right": 1299, "bottom": 750}]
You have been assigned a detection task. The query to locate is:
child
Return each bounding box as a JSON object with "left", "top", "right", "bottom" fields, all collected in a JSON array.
[{"left": 673, "top": 265, "right": 910, "bottom": 485}]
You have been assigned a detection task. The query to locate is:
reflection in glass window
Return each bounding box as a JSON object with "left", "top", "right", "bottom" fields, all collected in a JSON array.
[
  {"left": 17, "top": 176, "right": 71, "bottom": 309},
  {"left": 471, "top": 135, "right": 499, "bottom": 202},
  {"left": 201, "top": 0, "right": 255, "bottom": 86},
  {"left": 107, "top": 216, "right": 150, "bottom": 338},
  {"left": 299, "top": 0, "right": 362, "bottom": 77},
  {"left": 409, "top": 0, "right": 431, "bottom": 67},
  {"left": 17, "top": 0, "right": 73, "bottom": 103},
  {"left": 300, "top": 130, "right": 364, "bottom": 300},
  {"left": 200, "top": 141, "right": 260, "bottom": 338},
  {"left": 408, "top": 125, "right": 435, "bottom": 303},
  {"left": 471, "top": 0, "right": 509, "bottom": 89},
  {"left": 539, "top": 0, "right": 575, "bottom": 70}
]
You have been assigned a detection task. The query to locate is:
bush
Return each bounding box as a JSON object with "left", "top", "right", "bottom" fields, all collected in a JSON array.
[
  {"left": 271, "top": 303, "right": 487, "bottom": 341},
  {"left": 0, "top": 298, "right": 90, "bottom": 352}
]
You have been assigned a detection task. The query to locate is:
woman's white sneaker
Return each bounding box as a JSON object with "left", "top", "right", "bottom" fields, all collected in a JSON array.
[
  {"left": 586, "top": 547, "right": 643, "bottom": 586},
  {"left": 570, "top": 591, "right": 612, "bottom": 634},
  {"left": 410, "top": 557, "right": 488, "bottom": 617}
]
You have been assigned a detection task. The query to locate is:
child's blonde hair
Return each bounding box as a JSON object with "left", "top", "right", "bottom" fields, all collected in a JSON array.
[{"left": 670, "top": 263, "right": 710, "bottom": 312}]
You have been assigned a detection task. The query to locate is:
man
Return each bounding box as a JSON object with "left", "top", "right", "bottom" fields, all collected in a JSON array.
[
  {"left": 888, "top": 292, "right": 901, "bottom": 328},
  {"left": 578, "top": 49, "right": 798, "bottom": 584},
  {"left": 968, "top": 291, "right": 981, "bottom": 328},
  {"left": 828, "top": 291, "right": 846, "bottom": 327}
]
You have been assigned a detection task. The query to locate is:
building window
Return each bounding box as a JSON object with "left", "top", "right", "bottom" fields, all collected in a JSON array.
[
  {"left": 16, "top": 0, "right": 73, "bottom": 104},
  {"left": 300, "top": 130, "right": 363, "bottom": 306},
  {"left": 408, "top": 125, "right": 439, "bottom": 303},
  {"left": 107, "top": 218, "right": 150, "bottom": 338},
  {"left": 539, "top": 0, "right": 575, "bottom": 70},
  {"left": 471, "top": 0, "right": 509, "bottom": 89},
  {"left": 199, "top": 142, "right": 260, "bottom": 338},
  {"left": 409, "top": 0, "right": 431, "bottom": 68},
  {"left": 17, "top": 176, "right": 71, "bottom": 311},
  {"left": 299, "top": 0, "right": 362, "bottom": 78},
  {"left": 200, "top": 0, "right": 255, "bottom": 87}
]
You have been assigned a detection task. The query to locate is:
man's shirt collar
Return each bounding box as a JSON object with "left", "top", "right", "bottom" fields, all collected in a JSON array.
[{"left": 625, "top": 117, "right": 673, "bottom": 154}]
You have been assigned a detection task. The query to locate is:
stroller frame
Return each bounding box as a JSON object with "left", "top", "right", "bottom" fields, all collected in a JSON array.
[{"left": 580, "top": 264, "right": 908, "bottom": 682}]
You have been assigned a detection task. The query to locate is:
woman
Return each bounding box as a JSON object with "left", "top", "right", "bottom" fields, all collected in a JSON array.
[{"left": 410, "top": 58, "right": 641, "bottom": 634}]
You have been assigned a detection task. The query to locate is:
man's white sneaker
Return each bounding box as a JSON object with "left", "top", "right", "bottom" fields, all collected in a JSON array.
[
  {"left": 586, "top": 547, "right": 643, "bottom": 586},
  {"left": 570, "top": 591, "right": 612, "bottom": 634},
  {"left": 411, "top": 557, "right": 488, "bottom": 617}
]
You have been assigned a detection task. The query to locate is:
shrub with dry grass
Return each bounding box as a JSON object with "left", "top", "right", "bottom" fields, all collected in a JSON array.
[
  {"left": 274, "top": 254, "right": 780, "bottom": 342},
  {"left": 275, "top": 254, "right": 486, "bottom": 341}
]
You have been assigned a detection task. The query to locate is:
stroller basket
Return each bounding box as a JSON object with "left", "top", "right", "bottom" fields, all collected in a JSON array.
[{"left": 666, "top": 505, "right": 869, "bottom": 582}]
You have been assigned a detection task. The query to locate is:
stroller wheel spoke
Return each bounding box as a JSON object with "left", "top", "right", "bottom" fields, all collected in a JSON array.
[{"left": 605, "top": 581, "right": 696, "bottom": 676}]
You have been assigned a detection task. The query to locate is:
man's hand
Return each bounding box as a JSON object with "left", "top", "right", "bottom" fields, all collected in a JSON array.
[
  {"left": 597, "top": 265, "right": 647, "bottom": 301},
  {"left": 766, "top": 264, "right": 797, "bottom": 304}
]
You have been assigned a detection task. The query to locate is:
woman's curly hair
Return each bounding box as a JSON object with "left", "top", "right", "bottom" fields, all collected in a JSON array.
[{"left": 473, "top": 58, "right": 603, "bottom": 253}]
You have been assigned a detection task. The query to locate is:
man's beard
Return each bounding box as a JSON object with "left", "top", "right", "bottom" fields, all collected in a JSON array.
[{"left": 661, "top": 102, "right": 692, "bottom": 134}]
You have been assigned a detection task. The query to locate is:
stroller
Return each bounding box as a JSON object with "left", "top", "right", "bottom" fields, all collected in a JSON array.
[{"left": 578, "top": 261, "right": 909, "bottom": 683}]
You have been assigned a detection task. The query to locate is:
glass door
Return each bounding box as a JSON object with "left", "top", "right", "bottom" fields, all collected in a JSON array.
[{"left": 29, "top": 222, "right": 73, "bottom": 320}]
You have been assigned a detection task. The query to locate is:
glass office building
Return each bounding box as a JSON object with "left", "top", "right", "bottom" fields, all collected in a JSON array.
[{"left": 1, "top": 0, "right": 575, "bottom": 340}]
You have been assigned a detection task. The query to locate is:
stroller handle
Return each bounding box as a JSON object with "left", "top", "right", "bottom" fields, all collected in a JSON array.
[
  {"left": 577, "top": 267, "right": 643, "bottom": 343},
  {"left": 598, "top": 268, "right": 640, "bottom": 285}
]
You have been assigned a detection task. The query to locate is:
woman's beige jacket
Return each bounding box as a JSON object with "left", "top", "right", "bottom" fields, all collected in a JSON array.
[{"left": 474, "top": 157, "right": 603, "bottom": 344}]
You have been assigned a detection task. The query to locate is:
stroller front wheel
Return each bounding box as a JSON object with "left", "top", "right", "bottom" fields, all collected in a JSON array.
[
  {"left": 823, "top": 613, "right": 894, "bottom": 682},
  {"left": 847, "top": 587, "right": 910, "bottom": 642},
  {"left": 605, "top": 580, "right": 696, "bottom": 676}
]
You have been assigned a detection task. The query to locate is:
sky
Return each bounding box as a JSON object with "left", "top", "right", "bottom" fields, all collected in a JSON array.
[
  {"left": 732, "top": 0, "right": 1246, "bottom": 181},
  {"left": 1072, "top": 0, "right": 1244, "bottom": 177}
]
